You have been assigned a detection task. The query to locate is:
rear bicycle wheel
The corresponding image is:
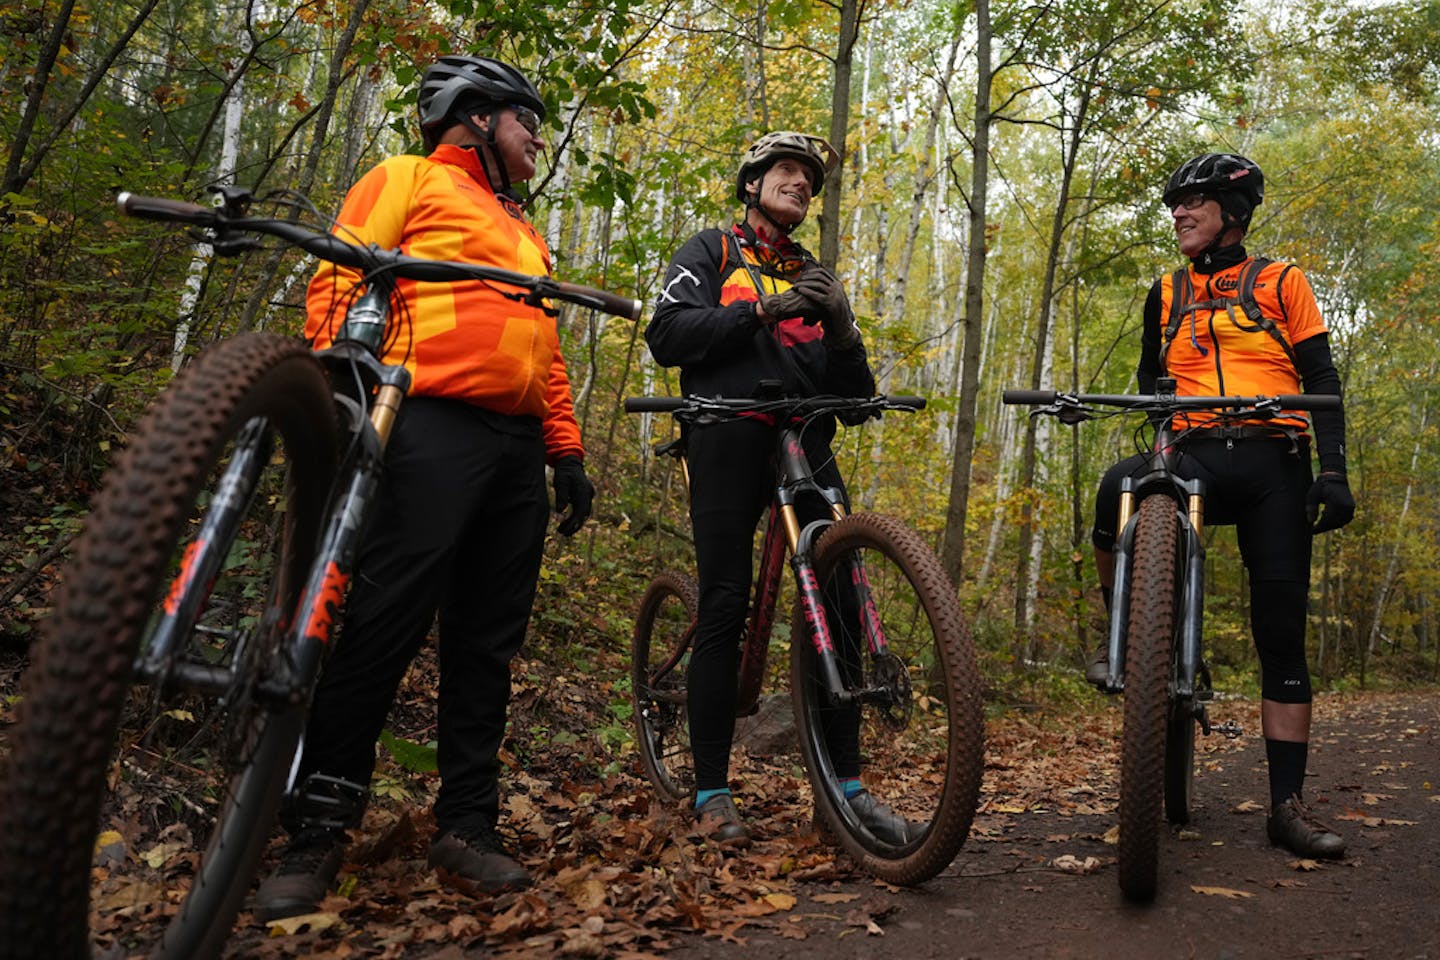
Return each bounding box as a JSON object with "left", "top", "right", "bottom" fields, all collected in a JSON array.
[
  {"left": 790, "top": 512, "right": 984, "bottom": 885},
  {"left": 1117, "top": 494, "right": 1181, "bottom": 902},
  {"left": 632, "top": 571, "right": 699, "bottom": 803},
  {"left": 0, "top": 333, "right": 338, "bottom": 959}
]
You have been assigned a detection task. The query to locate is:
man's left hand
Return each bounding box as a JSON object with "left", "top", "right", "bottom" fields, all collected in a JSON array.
[
  {"left": 1307, "top": 471, "right": 1354, "bottom": 534},
  {"left": 552, "top": 456, "right": 594, "bottom": 536},
  {"left": 793, "top": 264, "right": 860, "bottom": 349}
]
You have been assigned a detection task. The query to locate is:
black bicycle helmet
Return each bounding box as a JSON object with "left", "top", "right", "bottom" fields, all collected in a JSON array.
[
  {"left": 734, "top": 131, "right": 842, "bottom": 202},
  {"left": 417, "top": 55, "right": 545, "bottom": 148},
  {"left": 1162, "top": 153, "right": 1264, "bottom": 229}
]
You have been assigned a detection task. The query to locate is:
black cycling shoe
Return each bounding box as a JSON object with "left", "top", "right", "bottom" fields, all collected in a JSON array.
[
  {"left": 1267, "top": 795, "right": 1346, "bottom": 859},
  {"left": 252, "top": 828, "right": 347, "bottom": 921}
]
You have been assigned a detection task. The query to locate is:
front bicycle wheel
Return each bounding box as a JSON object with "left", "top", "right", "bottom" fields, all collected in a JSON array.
[
  {"left": 790, "top": 512, "right": 984, "bottom": 885},
  {"left": 0, "top": 333, "right": 338, "bottom": 960},
  {"left": 632, "top": 571, "right": 699, "bottom": 803},
  {"left": 1164, "top": 694, "right": 1197, "bottom": 825},
  {"left": 1117, "top": 494, "right": 1181, "bottom": 902}
]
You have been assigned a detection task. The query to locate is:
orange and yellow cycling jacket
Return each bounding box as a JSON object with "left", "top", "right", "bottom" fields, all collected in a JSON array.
[{"left": 306, "top": 143, "right": 583, "bottom": 462}]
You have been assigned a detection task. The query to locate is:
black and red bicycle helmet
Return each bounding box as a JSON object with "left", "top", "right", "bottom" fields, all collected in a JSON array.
[{"left": 1162, "top": 153, "right": 1264, "bottom": 229}]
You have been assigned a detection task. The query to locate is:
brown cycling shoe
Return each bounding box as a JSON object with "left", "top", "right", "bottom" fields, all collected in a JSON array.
[
  {"left": 428, "top": 825, "right": 532, "bottom": 892},
  {"left": 1266, "top": 795, "right": 1346, "bottom": 859},
  {"left": 847, "top": 790, "right": 926, "bottom": 846},
  {"left": 1084, "top": 647, "right": 1110, "bottom": 687},
  {"left": 252, "top": 829, "right": 347, "bottom": 921},
  {"left": 695, "top": 793, "right": 752, "bottom": 847}
]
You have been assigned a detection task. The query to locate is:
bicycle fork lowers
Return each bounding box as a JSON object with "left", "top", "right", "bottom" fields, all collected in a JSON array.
[{"left": 139, "top": 283, "right": 409, "bottom": 714}]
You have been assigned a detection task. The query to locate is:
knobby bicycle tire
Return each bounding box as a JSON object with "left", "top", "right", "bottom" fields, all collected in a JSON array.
[
  {"left": 632, "top": 571, "right": 699, "bottom": 803},
  {"left": 1117, "top": 494, "right": 1181, "bottom": 902},
  {"left": 790, "top": 512, "right": 984, "bottom": 885},
  {"left": 0, "top": 333, "right": 338, "bottom": 959},
  {"left": 1164, "top": 693, "right": 1197, "bottom": 825}
]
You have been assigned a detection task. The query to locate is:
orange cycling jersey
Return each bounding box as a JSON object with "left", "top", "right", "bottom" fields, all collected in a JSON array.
[
  {"left": 306, "top": 143, "right": 583, "bottom": 462},
  {"left": 1157, "top": 257, "right": 1327, "bottom": 430}
]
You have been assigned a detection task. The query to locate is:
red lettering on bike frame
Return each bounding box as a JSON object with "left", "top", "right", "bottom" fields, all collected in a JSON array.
[
  {"left": 850, "top": 563, "right": 885, "bottom": 655},
  {"left": 163, "top": 539, "right": 208, "bottom": 616},
  {"left": 796, "top": 566, "right": 835, "bottom": 653},
  {"left": 301, "top": 561, "right": 350, "bottom": 645}
]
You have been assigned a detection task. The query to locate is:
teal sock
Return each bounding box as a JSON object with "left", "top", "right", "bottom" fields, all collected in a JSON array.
[
  {"left": 840, "top": 778, "right": 863, "bottom": 798},
  {"left": 695, "top": 787, "right": 730, "bottom": 810}
]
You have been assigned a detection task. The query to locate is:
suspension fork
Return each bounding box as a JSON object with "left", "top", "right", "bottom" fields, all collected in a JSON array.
[
  {"left": 136, "top": 417, "right": 275, "bottom": 694},
  {"left": 1174, "top": 481, "right": 1206, "bottom": 700},
  {"left": 776, "top": 428, "right": 864, "bottom": 707}
]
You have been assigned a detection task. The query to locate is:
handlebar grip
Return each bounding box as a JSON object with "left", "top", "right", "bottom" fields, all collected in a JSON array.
[
  {"left": 624, "top": 396, "right": 685, "bottom": 413},
  {"left": 553, "top": 281, "right": 643, "bottom": 321},
  {"left": 116, "top": 192, "right": 217, "bottom": 227},
  {"left": 1002, "top": 389, "right": 1057, "bottom": 405},
  {"left": 888, "top": 395, "right": 926, "bottom": 410},
  {"left": 1278, "top": 394, "right": 1340, "bottom": 411}
]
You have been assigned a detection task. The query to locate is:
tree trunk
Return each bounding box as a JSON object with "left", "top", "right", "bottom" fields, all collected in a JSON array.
[
  {"left": 819, "top": 0, "right": 861, "bottom": 267},
  {"left": 939, "top": 0, "right": 991, "bottom": 589}
]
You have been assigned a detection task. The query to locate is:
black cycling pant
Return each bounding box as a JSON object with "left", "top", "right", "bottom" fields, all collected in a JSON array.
[
  {"left": 685, "top": 417, "right": 855, "bottom": 791},
  {"left": 1092, "top": 435, "right": 1315, "bottom": 703},
  {"left": 290, "top": 396, "right": 549, "bottom": 837}
]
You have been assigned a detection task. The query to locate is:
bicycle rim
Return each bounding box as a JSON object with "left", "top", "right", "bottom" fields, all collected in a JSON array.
[
  {"left": 632, "top": 572, "right": 698, "bottom": 803},
  {"left": 790, "top": 512, "right": 984, "bottom": 885},
  {"left": 1117, "top": 494, "right": 1180, "bottom": 902},
  {"left": 0, "top": 333, "right": 338, "bottom": 959}
]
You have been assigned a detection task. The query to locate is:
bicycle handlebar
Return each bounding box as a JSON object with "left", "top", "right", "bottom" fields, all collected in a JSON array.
[
  {"left": 115, "top": 191, "right": 643, "bottom": 320},
  {"left": 1001, "top": 388, "right": 1339, "bottom": 412},
  {"left": 623, "top": 394, "right": 926, "bottom": 416}
]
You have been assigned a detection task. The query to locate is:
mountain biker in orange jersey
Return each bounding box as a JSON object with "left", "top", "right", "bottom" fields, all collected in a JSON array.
[
  {"left": 1089, "top": 153, "right": 1355, "bottom": 860},
  {"left": 253, "top": 54, "right": 594, "bottom": 920},
  {"left": 646, "top": 132, "right": 919, "bottom": 846}
]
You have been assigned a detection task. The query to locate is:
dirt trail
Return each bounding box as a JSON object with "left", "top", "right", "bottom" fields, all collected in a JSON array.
[{"left": 665, "top": 690, "right": 1439, "bottom": 960}]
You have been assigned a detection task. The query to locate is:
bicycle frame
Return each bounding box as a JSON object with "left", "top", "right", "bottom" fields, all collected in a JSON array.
[{"left": 632, "top": 394, "right": 921, "bottom": 714}]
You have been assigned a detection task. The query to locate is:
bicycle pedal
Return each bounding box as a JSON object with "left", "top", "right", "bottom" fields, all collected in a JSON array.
[{"left": 1213, "top": 719, "right": 1243, "bottom": 739}]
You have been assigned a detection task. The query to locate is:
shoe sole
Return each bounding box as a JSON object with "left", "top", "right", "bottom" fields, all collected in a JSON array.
[{"left": 432, "top": 865, "right": 534, "bottom": 896}]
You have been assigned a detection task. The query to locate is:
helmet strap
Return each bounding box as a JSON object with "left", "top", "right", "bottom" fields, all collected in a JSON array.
[{"left": 458, "top": 108, "right": 514, "bottom": 195}]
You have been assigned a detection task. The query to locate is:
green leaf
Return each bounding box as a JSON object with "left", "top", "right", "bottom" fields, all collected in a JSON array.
[{"left": 379, "top": 729, "right": 438, "bottom": 773}]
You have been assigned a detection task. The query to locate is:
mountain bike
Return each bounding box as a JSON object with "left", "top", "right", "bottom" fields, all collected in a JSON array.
[
  {"left": 0, "top": 186, "right": 640, "bottom": 960},
  {"left": 624, "top": 393, "right": 985, "bottom": 885},
  {"left": 1003, "top": 379, "right": 1339, "bottom": 901}
]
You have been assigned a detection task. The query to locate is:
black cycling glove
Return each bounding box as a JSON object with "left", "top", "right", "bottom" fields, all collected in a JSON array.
[
  {"left": 1307, "top": 471, "right": 1354, "bottom": 534},
  {"left": 552, "top": 456, "right": 594, "bottom": 536}
]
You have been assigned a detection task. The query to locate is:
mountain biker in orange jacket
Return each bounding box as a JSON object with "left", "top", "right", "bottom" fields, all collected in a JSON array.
[
  {"left": 253, "top": 54, "right": 593, "bottom": 920},
  {"left": 1090, "top": 152, "right": 1354, "bottom": 860},
  {"left": 646, "top": 132, "right": 918, "bottom": 846}
]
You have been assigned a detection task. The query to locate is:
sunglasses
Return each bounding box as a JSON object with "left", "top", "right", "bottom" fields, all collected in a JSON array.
[
  {"left": 510, "top": 105, "right": 541, "bottom": 136},
  {"left": 1172, "top": 193, "right": 1210, "bottom": 211}
]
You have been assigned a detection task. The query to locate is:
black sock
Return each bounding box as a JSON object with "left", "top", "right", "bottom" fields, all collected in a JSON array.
[{"left": 1265, "top": 738, "right": 1308, "bottom": 807}]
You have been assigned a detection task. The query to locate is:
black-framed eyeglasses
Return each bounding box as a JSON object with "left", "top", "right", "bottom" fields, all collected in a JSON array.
[
  {"left": 1172, "top": 193, "right": 1210, "bottom": 211},
  {"left": 510, "top": 105, "right": 541, "bottom": 136}
]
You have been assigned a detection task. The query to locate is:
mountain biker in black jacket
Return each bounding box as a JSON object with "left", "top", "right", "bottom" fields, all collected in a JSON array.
[{"left": 646, "top": 131, "right": 918, "bottom": 846}]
